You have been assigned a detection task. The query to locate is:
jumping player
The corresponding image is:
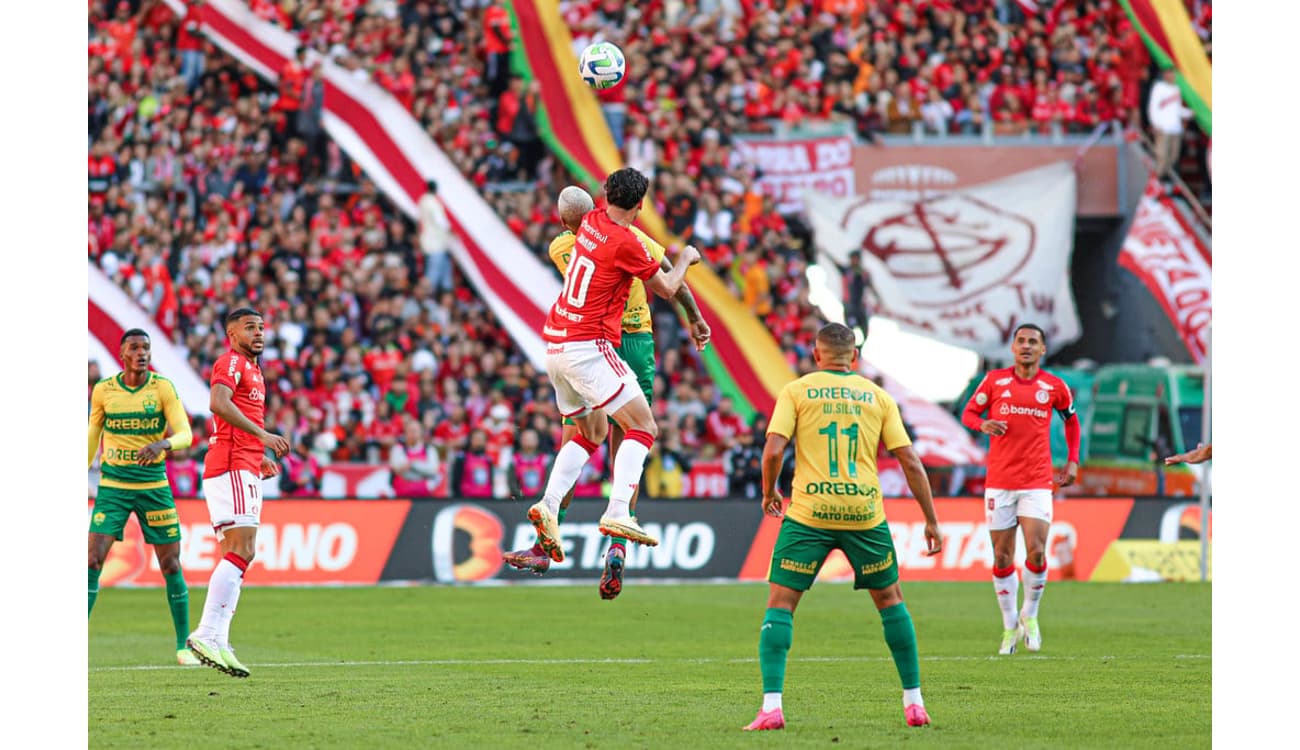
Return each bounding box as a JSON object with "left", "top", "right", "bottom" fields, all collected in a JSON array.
[
  {"left": 960, "top": 323, "right": 1080, "bottom": 655},
  {"left": 745, "top": 322, "right": 942, "bottom": 731},
  {"left": 504, "top": 184, "right": 710, "bottom": 600},
  {"left": 88, "top": 329, "right": 199, "bottom": 666},
  {"left": 526, "top": 168, "right": 701, "bottom": 562},
  {"left": 186, "top": 308, "right": 290, "bottom": 677}
]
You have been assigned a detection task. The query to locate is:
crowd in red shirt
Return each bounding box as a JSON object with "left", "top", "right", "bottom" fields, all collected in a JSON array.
[{"left": 88, "top": 0, "right": 1209, "bottom": 498}]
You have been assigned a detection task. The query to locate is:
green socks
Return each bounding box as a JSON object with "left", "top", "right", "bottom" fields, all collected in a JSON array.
[
  {"left": 164, "top": 571, "right": 191, "bottom": 650},
  {"left": 557, "top": 507, "right": 568, "bottom": 524},
  {"left": 880, "top": 602, "right": 921, "bottom": 690},
  {"left": 612, "top": 508, "right": 634, "bottom": 548},
  {"left": 758, "top": 607, "right": 794, "bottom": 693},
  {"left": 88, "top": 567, "right": 101, "bottom": 617}
]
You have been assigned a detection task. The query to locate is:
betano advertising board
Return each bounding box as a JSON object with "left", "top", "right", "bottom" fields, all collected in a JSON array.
[{"left": 90, "top": 498, "right": 1210, "bottom": 588}]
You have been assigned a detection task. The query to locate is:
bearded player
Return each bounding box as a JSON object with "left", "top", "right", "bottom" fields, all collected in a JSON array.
[
  {"left": 504, "top": 184, "right": 710, "bottom": 599},
  {"left": 525, "top": 168, "right": 701, "bottom": 564},
  {"left": 960, "top": 323, "right": 1080, "bottom": 655},
  {"left": 186, "top": 308, "right": 289, "bottom": 677},
  {"left": 88, "top": 329, "right": 199, "bottom": 666}
]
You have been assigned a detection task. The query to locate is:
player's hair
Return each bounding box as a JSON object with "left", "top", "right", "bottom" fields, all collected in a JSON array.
[
  {"left": 1012, "top": 323, "right": 1047, "bottom": 346},
  {"left": 120, "top": 328, "right": 149, "bottom": 345},
  {"left": 603, "top": 167, "right": 649, "bottom": 210},
  {"left": 557, "top": 186, "right": 594, "bottom": 228},
  {"left": 815, "top": 322, "right": 857, "bottom": 354},
  {"left": 225, "top": 307, "right": 263, "bottom": 326}
]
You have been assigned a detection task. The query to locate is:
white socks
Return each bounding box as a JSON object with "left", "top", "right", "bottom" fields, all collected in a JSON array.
[
  {"left": 196, "top": 555, "right": 246, "bottom": 648},
  {"left": 903, "top": 688, "right": 924, "bottom": 708},
  {"left": 604, "top": 431, "right": 653, "bottom": 520},
  {"left": 1021, "top": 563, "right": 1048, "bottom": 619},
  {"left": 993, "top": 568, "right": 1020, "bottom": 630},
  {"left": 541, "top": 437, "right": 597, "bottom": 514},
  {"left": 762, "top": 692, "right": 783, "bottom": 712}
]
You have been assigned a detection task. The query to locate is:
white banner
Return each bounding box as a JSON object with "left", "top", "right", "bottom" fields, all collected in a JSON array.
[
  {"left": 1118, "top": 179, "right": 1212, "bottom": 363},
  {"left": 808, "top": 162, "right": 1081, "bottom": 360},
  {"left": 88, "top": 262, "right": 212, "bottom": 416},
  {"left": 731, "top": 135, "right": 855, "bottom": 214}
]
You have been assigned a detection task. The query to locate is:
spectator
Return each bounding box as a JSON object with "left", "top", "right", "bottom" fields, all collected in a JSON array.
[
  {"left": 450, "top": 428, "right": 495, "bottom": 498},
  {"left": 1147, "top": 67, "right": 1192, "bottom": 184},
  {"left": 842, "top": 250, "right": 873, "bottom": 339},
  {"left": 166, "top": 446, "right": 202, "bottom": 499},
  {"left": 725, "top": 415, "right": 768, "bottom": 499},
  {"left": 482, "top": 0, "right": 513, "bottom": 97},
  {"left": 507, "top": 428, "right": 550, "bottom": 500},
  {"left": 298, "top": 63, "right": 327, "bottom": 177},
  {"left": 389, "top": 420, "right": 444, "bottom": 498},
  {"left": 644, "top": 424, "right": 691, "bottom": 499},
  {"left": 418, "top": 180, "right": 454, "bottom": 295},
  {"left": 280, "top": 435, "right": 323, "bottom": 497},
  {"left": 705, "top": 396, "right": 746, "bottom": 452},
  {"left": 920, "top": 87, "right": 955, "bottom": 136}
]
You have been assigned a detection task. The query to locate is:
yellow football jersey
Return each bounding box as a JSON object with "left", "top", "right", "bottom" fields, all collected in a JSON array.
[
  {"left": 767, "top": 370, "right": 911, "bottom": 530},
  {"left": 548, "top": 225, "right": 667, "bottom": 335},
  {"left": 88, "top": 372, "right": 193, "bottom": 490}
]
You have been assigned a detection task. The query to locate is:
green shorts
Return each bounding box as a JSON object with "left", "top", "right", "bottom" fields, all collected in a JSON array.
[
  {"left": 90, "top": 485, "right": 182, "bottom": 545},
  {"left": 563, "top": 332, "right": 656, "bottom": 426},
  {"left": 768, "top": 517, "right": 899, "bottom": 592}
]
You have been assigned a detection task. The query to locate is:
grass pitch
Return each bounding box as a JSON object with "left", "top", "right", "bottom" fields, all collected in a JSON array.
[{"left": 89, "top": 581, "right": 1210, "bottom": 749}]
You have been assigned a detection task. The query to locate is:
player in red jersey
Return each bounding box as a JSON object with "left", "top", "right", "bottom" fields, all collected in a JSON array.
[
  {"left": 527, "top": 168, "right": 700, "bottom": 562},
  {"left": 187, "top": 308, "right": 290, "bottom": 678},
  {"left": 961, "top": 323, "right": 1079, "bottom": 655}
]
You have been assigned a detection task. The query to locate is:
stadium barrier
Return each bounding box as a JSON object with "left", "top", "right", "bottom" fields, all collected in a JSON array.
[{"left": 88, "top": 498, "right": 1210, "bottom": 588}]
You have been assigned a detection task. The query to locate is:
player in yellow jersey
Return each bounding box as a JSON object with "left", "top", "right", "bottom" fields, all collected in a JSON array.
[
  {"left": 88, "top": 329, "right": 199, "bottom": 666},
  {"left": 743, "top": 323, "right": 943, "bottom": 731},
  {"left": 503, "top": 185, "right": 711, "bottom": 599}
]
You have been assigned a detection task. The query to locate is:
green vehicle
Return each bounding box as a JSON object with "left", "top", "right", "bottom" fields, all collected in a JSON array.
[{"left": 1081, "top": 364, "right": 1206, "bottom": 497}]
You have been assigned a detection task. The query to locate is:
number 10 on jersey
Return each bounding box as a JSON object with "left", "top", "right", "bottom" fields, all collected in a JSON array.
[{"left": 563, "top": 255, "right": 596, "bottom": 308}]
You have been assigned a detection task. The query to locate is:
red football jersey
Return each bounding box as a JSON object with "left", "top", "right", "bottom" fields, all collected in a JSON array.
[
  {"left": 542, "top": 210, "right": 660, "bottom": 344},
  {"left": 204, "top": 350, "right": 268, "bottom": 478},
  {"left": 962, "top": 368, "right": 1075, "bottom": 490}
]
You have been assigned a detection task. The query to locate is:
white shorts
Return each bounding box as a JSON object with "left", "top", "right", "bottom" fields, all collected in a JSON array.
[
  {"left": 984, "top": 488, "right": 1053, "bottom": 530},
  {"left": 545, "top": 339, "right": 641, "bottom": 418},
  {"left": 203, "top": 470, "right": 263, "bottom": 539}
]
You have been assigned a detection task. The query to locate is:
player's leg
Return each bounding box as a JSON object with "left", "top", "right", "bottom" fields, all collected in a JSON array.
[
  {"left": 87, "top": 533, "right": 115, "bottom": 617},
  {"left": 600, "top": 332, "right": 655, "bottom": 599},
  {"left": 528, "top": 410, "right": 607, "bottom": 562},
  {"left": 133, "top": 486, "right": 197, "bottom": 664},
  {"left": 1016, "top": 491, "right": 1054, "bottom": 651},
  {"left": 744, "top": 518, "right": 830, "bottom": 731},
  {"left": 850, "top": 524, "right": 930, "bottom": 727},
  {"left": 600, "top": 390, "right": 659, "bottom": 545},
  {"left": 987, "top": 489, "right": 1023, "bottom": 655},
  {"left": 189, "top": 471, "right": 260, "bottom": 677},
  {"left": 152, "top": 542, "right": 198, "bottom": 665},
  {"left": 88, "top": 487, "right": 133, "bottom": 617},
  {"left": 599, "top": 420, "right": 629, "bottom": 599}
]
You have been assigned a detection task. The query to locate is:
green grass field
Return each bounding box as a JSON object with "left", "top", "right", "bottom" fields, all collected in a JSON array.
[{"left": 88, "top": 581, "right": 1210, "bottom": 749}]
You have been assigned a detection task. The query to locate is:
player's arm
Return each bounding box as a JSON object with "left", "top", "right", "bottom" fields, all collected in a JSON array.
[
  {"left": 1055, "top": 386, "right": 1081, "bottom": 487},
  {"left": 760, "top": 385, "right": 797, "bottom": 517},
  {"left": 882, "top": 394, "right": 942, "bottom": 555},
  {"left": 1165, "top": 441, "right": 1211, "bottom": 465},
  {"left": 138, "top": 381, "right": 194, "bottom": 465},
  {"left": 960, "top": 374, "right": 1005, "bottom": 436},
  {"left": 211, "top": 383, "right": 289, "bottom": 457},
  {"left": 88, "top": 384, "right": 106, "bottom": 469},
  {"left": 644, "top": 245, "right": 702, "bottom": 299},
  {"left": 660, "top": 256, "right": 712, "bottom": 350}
]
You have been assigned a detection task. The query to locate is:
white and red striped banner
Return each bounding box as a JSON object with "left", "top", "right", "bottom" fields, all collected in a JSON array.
[
  {"left": 88, "top": 262, "right": 212, "bottom": 415},
  {"left": 165, "top": 0, "right": 559, "bottom": 367},
  {"left": 1118, "top": 178, "right": 1212, "bottom": 363},
  {"left": 859, "top": 362, "right": 985, "bottom": 467}
]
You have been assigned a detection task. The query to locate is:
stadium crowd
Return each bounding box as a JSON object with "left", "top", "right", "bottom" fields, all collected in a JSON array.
[{"left": 88, "top": 0, "right": 1210, "bottom": 499}]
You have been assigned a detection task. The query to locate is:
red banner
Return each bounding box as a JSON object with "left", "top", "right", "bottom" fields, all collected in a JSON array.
[
  {"left": 1118, "top": 178, "right": 1212, "bottom": 363},
  {"left": 738, "top": 498, "right": 1135, "bottom": 583},
  {"left": 91, "top": 500, "right": 411, "bottom": 587},
  {"left": 680, "top": 459, "right": 730, "bottom": 498},
  {"left": 731, "top": 135, "right": 855, "bottom": 213}
]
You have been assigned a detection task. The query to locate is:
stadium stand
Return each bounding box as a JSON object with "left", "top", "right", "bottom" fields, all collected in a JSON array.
[{"left": 88, "top": 0, "right": 1210, "bottom": 498}]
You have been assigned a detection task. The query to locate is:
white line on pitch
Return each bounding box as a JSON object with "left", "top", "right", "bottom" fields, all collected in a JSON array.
[{"left": 89, "top": 653, "right": 1210, "bottom": 673}]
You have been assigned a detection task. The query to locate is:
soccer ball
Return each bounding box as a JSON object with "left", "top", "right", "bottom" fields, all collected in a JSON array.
[{"left": 579, "top": 42, "right": 626, "bottom": 90}]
